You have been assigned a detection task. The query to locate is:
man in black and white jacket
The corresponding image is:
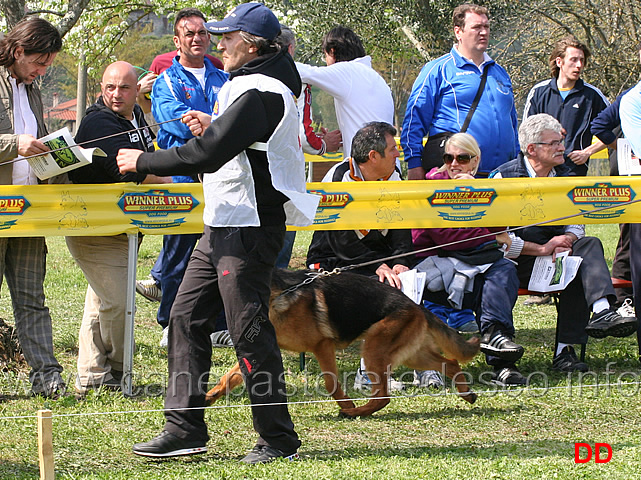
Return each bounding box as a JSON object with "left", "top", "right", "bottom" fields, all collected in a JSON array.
[{"left": 118, "top": 3, "right": 318, "bottom": 465}]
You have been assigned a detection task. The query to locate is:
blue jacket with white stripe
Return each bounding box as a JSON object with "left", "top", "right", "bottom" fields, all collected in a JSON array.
[
  {"left": 151, "top": 56, "right": 228, "bottom": 151},
  {"left": 400, "top": 47, "right": 519, "bottom": 175}
]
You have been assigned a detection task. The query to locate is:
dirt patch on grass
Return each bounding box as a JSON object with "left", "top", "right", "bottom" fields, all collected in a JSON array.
[{"left": 0, "top": 318, "right": 26, "bottom": 373}]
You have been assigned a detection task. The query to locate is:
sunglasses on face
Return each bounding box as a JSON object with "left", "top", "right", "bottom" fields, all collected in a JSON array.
[{"left": 443, "top": 153, "right": 476, "bottom": 164}]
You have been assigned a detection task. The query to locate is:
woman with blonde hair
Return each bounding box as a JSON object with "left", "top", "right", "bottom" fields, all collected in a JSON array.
[
  {"left": 412, "top": 133, "right": 526, "bottom": 387},
  {"left": 431, "top": 132, "right": 481, "bottom": 179}
]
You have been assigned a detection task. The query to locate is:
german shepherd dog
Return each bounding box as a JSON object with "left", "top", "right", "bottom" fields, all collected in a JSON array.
[{"left": 205, "top": 269, "right": 480, "bottom": 417}]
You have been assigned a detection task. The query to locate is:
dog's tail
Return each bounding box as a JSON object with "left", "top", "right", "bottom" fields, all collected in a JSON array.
[{"left": 422, "top": 307, "right": 480, "bottom": 362}]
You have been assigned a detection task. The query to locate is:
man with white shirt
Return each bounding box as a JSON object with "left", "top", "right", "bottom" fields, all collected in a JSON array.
[
  {"left": 0, "top": 17, "right": 65, "bottom": 398},
  {"left": 295, "top": 25, "right": 393, "bottom": 161},
  {"left": 490, "top": 114, "right": 638, "bottom": 372},
  {"left": 401, "top": 3, "right": 519, "bottom": 178}
]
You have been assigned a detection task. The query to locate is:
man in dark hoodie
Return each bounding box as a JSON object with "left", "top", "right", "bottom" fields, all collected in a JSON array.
[
  {"left": 67, "top": 61, "right": 168, "bottom": 395},
  {"left": 118, "top": 3, "right": 318, "bottom": 464}
]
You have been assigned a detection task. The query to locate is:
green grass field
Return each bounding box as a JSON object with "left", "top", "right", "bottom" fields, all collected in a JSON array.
[{"left": 1, "top": 225, "right": 641, "bottom": 479}]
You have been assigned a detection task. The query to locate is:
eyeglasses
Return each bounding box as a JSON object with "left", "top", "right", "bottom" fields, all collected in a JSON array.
[
  {"left": 443, "top": 153, "right": 476, "bottom": 164},
  {"left": 534, "top": 140, "right": 564, "bottom": 147}
]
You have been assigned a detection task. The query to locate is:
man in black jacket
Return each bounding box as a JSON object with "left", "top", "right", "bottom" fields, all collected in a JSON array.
[
  {"left": 523, "top": 35, "right": 609, "bottom": 176},
  {"left": 306, "top": 121, "right": 413, "bottom": 391},
  {"left": 118, "top": 3, "right": 318, "bottom": 464},
  {"left": 67, "top": 61, "right": 167, "bottom": 395}
]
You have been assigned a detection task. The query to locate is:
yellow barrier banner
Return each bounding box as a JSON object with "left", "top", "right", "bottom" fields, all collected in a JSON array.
[
  {"left": 0, "top": 176, "right": 640, "bottom": 237},
  {"left": 0, "top": 184, "right": 205, "bottom": 237},
  {"left": 304, "top": 176, "right": 641, "bottom": 230}
]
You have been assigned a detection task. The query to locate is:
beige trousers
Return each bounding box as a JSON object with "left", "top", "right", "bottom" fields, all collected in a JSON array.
[{"left": 66, "top": 234, "right": 130, "bottom": 388}]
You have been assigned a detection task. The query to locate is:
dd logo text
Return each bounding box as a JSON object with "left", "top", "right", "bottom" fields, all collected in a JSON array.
[{"left": 574, "top": 443, "right": 612, "bottom": 463}]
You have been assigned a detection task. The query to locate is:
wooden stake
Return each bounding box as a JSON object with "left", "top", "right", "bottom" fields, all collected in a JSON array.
[{"left": 37, "top": 409, "right": 54, "bottom": 480}]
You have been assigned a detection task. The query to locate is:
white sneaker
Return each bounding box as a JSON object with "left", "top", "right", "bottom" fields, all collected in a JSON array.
[
  {"left": 159, "top": 327, "right": 169, "bottom": 348},
  {"left": 136, "top": 278, "right": 162, "bottom": 302},
  {"left": 210, "top": 330, "right": 233, "bottom": 348},
  {"left": 617, "top": 298, "right": 636, "bottom": 319},
  {"left": 353, "top": 368, "right": 405, "bottom": 392},
  {"left": 413, "top": 370, "right": 445, "bottom": 389}
]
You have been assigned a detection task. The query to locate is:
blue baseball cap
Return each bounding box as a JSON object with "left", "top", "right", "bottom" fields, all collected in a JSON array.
[{"left": 205, "top": 3, "right": 280, "bottom": 41}]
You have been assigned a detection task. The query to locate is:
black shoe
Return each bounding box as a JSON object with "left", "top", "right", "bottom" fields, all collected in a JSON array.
[
  {"left": 32, "top": 382, "right": 69, "bottom": 400},
  {"left": 523, "top": 294, "right": 552, "bottom": 306},
  {"left": 585, "top": 307, "right": 638, "bottom": 339},
  {"left": 240, "top": 444, "right": 299, "bottom": 464},
  {"left": 491, "top": 366, "right": 526, "bottom": 387},
  {"left": 133, "top": 430, "right": 207, "bottom": 458},
  {"left": 552, "top": 346, "right": 589, "bottom": 372},
  {"left": 480, "top": 329, "right": 524, "bottom": 362}
]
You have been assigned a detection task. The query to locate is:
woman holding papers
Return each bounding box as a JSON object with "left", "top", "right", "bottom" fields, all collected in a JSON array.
[{"left": 412, "top": 133, "right": 526, "bottom": 387}]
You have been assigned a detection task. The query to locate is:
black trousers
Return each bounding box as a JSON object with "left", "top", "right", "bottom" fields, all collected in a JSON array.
[
  {"left": 612, "top": 223, "right": 633, "bottom": 306},
  {"left": 516, "top": 236, "right": 616, "bottom": 345},
  {"left": 163, "top": 225, "right": 300, "bottom": 454}
]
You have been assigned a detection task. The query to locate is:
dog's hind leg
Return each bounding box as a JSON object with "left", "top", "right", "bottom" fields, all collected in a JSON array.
[
  {"left": 205, "top": 363, "right": 245, "bottom": 405},
  {"left": 312, "top": 339, "right": 356, "bottom": 411}
]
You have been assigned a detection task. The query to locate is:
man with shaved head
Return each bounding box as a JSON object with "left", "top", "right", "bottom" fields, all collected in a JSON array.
[{"left": 67, "top": 60, "right": 168, "bottom": 395}]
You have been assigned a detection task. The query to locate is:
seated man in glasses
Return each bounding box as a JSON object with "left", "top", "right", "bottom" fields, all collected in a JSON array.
[{"left": 490, "top": 113, "right": 638, "bottom": 372}]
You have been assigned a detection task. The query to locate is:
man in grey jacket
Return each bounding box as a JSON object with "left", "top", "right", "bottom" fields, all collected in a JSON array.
[{"left": 0, "top": 17, "right": 64, "bottom": 398}]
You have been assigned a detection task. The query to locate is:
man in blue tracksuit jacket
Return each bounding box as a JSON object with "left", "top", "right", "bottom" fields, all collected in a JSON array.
[
  {"left": 400, "top": 4, "right": 519, "bottom": 178},
  {"left": 152, "top": 56, "right": 227, "bottom": 151},
  {"left": 523, "top": 35, "right": 609, "bottom": 176},
  {"left": 147, "top": 8, "right": 228, "bottom": 344}
]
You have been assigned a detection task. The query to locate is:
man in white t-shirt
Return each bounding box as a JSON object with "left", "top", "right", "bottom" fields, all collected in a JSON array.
[
  {"left": 295, "top": 25, "right": 394, "bottom": 160},
  {"left": 0, "top": 17, "right": 65, "bottom": 398}
]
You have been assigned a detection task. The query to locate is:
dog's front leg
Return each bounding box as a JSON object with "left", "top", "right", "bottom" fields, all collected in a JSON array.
[
  {"left": 312, "top": 340, "right": 356, "bottom": 412},
  {"left": 442, "top": 359, "right": 477, "bottom": 404},
  {"left": 339, "top": 369, "right": 391, "bottom": 418}
]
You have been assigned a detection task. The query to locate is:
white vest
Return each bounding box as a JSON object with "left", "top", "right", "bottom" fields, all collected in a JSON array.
[{"left": 202, "top": 73, "right": 319, "bottom": 227}]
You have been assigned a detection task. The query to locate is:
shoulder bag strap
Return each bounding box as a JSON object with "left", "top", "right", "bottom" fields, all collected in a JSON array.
[{"left": 460, "top": 64, "right": 489, "bottom": 133}]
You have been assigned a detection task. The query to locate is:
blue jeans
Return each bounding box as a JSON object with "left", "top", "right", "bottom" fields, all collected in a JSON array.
[
  {"left": 151, "top": 233, "right": 202, "bottom": 329},
  {"left": 275, "top": 231, "right": 296, "bottom": 269},
  {"left": 423, "top": 257, "right": 518, "bottom": 367}
]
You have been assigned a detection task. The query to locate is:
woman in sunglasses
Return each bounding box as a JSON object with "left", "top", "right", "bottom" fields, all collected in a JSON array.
[
  {"left": 412, "top": 133, "right": 527, "bottom": 387},
  {"left": 428, "top": 132, "right": 480, "bottom": 180}
]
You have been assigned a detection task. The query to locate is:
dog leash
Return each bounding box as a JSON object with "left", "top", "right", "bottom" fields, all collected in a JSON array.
[
  {"left": 280, "top": 197, "right": 641, "bottom": 295},
  {"left": 0, "top": 117, "right": 183, "bottom": 168},
  {"left": 277, "top": 268, "right": 342, "bottom": 297}
]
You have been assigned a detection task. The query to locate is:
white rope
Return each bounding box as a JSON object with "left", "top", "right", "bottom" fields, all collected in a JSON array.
[{"left": 0, "top": 379, "right": 638, "bottom": 421}]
